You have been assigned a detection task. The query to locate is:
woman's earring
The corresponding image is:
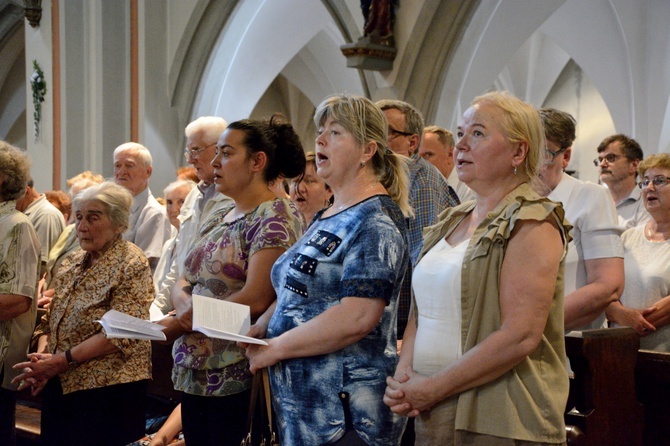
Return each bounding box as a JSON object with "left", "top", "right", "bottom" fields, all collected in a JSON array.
[{"left": 513, "top": 164, "right": 518, "bottom": 175}]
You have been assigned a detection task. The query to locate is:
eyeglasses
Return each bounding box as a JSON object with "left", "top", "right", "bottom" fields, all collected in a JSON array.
[
  {"left": 388, "top": 127, "right": 415, "bottom": 140},
  {"left": 544, "top": 146, "right": 568, "bottom": 164},
  {"left": 593, "top": 153, "right": 622, "bottom": 166},
  {"left": 184, "top": 143, "right": 216, "bottom": 160},
  {"left": 638, "top": 175, "right": 669, "bottom": 189}
]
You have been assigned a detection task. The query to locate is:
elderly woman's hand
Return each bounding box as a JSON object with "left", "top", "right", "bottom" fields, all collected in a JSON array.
[
  {"left": 38, "top": 288, "right": 55, "bottom": 309},
  {"left": 12, "top": 353, "right": 67, "bottom": 396}
]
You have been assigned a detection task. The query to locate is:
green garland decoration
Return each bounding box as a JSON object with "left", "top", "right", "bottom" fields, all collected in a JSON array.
[{"left": 30, "top": 60, "right": 47, "bottom": 141}]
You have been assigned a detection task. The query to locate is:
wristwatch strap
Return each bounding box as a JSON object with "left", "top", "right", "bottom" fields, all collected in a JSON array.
[{"left": 65, "top": 349, "right": 79, "bottom": 368}]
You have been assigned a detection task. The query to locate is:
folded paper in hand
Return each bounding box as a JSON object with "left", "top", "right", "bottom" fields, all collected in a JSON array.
[
  {"left": 96, "top": 309, "right": 167, "bottom": 341},
  {"left": 192, "top": 294, "right": 268, "bottom": 346}
]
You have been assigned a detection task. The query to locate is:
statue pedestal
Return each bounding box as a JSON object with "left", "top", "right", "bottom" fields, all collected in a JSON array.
[{"left": 340, "top": 39, "right": 396, "bottom": 71}]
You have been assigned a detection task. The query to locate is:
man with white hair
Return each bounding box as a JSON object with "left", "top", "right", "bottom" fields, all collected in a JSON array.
[
  {"left": 151, "top": 117, "right": 232, "bottom": 316},
  {"left": 113, "top": 142, "right": 172, "bottom": 272}
]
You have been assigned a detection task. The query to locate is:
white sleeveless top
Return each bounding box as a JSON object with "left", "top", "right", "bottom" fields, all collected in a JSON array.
[{"left": 412, "top": 237, "right": 468, "bottom": 376}]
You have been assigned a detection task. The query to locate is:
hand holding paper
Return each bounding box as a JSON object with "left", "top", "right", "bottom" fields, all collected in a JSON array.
[{"left": 192, "top": 294, "right": 268, "bottom": 346}]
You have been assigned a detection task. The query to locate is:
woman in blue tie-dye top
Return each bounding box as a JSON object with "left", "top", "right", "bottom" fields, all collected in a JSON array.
[{"left": 246, "top": 94, "right": 411, "bottom": 446}]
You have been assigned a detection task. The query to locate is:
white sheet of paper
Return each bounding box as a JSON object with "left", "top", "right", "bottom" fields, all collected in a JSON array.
[
  {"left": 96, "top": 309, "right": 166, "bottom": 341},
  {"left": 192, "top": 294, "right": 268, "bottom": 346}
]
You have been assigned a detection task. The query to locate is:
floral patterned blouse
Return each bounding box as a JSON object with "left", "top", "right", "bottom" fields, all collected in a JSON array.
[
  {"left": 34, "top": 238, "right": 154, "bottom": 395},
  {"left": 172, "top": 198, "right": 303, "bottom": 397}
]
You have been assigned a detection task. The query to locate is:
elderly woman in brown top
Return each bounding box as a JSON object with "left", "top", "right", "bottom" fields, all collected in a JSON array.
[{"left": 13, "top": 181, "right": 154, "bottom": 446}]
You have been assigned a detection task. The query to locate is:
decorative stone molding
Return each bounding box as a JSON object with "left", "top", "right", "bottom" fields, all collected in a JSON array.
[
  {"left": 340, "top": 39, "right": 397, "bottom": 71},
  {"left": 24, "top": 0, "right": 42, "bottom": 28}
]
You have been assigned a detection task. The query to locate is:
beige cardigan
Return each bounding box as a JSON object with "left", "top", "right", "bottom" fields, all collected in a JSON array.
[{"left": 416, "top": 183, "right": 571, "bottom": 443}]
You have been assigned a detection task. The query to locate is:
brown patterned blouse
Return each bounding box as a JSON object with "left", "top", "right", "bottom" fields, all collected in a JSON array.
[{"left": 34, "top": 238, "right": 153, "bottom": 394}]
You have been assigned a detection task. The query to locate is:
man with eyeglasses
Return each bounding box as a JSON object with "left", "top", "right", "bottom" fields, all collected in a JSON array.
[
  {"left": 595, "top": 134, "right": 651, "bottom": 229},
  {"left": 376, "top": 100, "right": 458, "bottom": 337},
  {"left": 151, "top": 117, "right": 232, "bottom": 316},
  {"left": 538, "top": 109, "right": 624, "bottom": 332},
  {"left": 113, "top": 142, "right": 172, "bottom": 273}
]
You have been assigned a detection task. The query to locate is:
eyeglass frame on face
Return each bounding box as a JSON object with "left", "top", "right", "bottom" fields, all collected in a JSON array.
[
  {"left": 593, "top": 153, "right": 624, "bottom": 167},
  {"left": 544, "top": 145, "right": 569, "bottom": 164},
  {"left": 184, "top": 142, "right": 216, "bottom": 160},
  {"left": 638, "top": 175, "right": 669, "bottom": 190},
  {"left": 388, "top": 126, "right": 415, "bottom": 140}
]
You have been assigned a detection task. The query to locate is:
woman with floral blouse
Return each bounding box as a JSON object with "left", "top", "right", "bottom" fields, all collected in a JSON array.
[
  {"left": 163, "top": 116, "right": 305, "bottom": 446},
  {"left": 14, "top": 181, "right": 154, "bottom": 446}
]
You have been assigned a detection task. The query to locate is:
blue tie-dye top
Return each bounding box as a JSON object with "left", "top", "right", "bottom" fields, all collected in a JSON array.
[{"left": 268, "top": 194, "right": 409, "bottom": 446}]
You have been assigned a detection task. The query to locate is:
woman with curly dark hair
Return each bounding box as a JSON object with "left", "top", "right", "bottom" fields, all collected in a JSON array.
[{"left": 162, "top": 116, "right": 306, "bottom": 445}]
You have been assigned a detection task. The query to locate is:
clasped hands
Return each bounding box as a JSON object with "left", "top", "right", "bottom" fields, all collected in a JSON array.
[
  {"left": 383, "top": 368, "right": 437, "bottom": 417},
  {"left": 12, "top": 353, "right": 66, "bottom": 396},
  {"left": 609, "top": 303, "right": 665, "bottom": 336}
]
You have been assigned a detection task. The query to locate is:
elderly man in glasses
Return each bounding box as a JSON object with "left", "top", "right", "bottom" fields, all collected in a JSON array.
[
  {"left": 150, "top": 116, "right": 232, "bottom": 316},
  {"left": 538, "top": 108, "right": 624, "bottom": 333},
  {"left": 595, "top": 134, "right": 651, "bottom": 229}
]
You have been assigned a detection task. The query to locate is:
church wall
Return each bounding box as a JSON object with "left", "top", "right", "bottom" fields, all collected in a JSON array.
[
  {"left": 6, "top": 0, "right": 669, "bottom": 193},
  {"left": 24, "top": 0, "right": 54, "bottom": 192}
]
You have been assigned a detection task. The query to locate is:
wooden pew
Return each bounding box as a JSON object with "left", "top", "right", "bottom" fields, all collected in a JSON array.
[
  {"left": 635, "top": 349, "right": 670, "bottom": 445},
  {"left": 15, "top": 390, "right": 41, "bottom": 443},
  {"left": 565, "top": 328, "right": 644, "bottom": 446},
  {"left": 565, "top": 329, "right": 670, "bottom": 445}
]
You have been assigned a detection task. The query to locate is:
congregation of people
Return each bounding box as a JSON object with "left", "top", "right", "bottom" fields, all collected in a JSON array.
[{"left": 1, "top": 89, "right": 669, "bottom": 446}]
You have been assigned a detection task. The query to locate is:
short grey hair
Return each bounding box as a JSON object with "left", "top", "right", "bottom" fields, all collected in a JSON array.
[
  {"left": 0, "top": 141, "right": 31, "bottom": 201},
  {"left": 163, "top": 179, "right": 197, "bottom": 197},
  {"left": 376, "top": 99, "right": 426, "bottom": 138},
  {"left": 185, "top": 116, "right": 228, "bottom": 144},
  {"left": 73, "top": 181, "right": 133, "bottom": 231},
  {"left": 113, "top": 142, "right": 153, "bottom": 167}
]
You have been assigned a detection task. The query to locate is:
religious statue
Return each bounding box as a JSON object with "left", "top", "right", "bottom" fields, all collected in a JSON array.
[
  {"left": 340, "top": 0, "right": 398, "bottom": 71},
  {"left": 360, "top": 0, "right": 398, "bottom": 46}
]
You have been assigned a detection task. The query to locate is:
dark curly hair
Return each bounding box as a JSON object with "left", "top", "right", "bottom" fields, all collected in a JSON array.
[{"left": 227, "top": 114, "right": 306, "bottom": 183}]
